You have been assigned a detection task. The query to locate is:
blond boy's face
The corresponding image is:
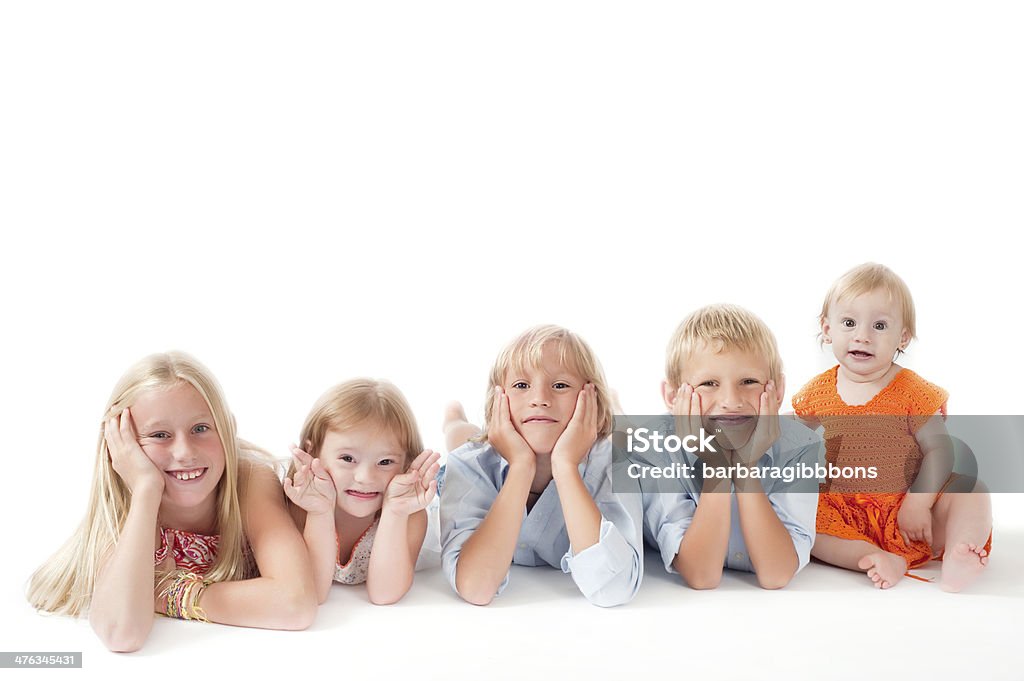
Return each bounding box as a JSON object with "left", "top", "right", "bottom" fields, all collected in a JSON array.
[
  {"left": 822, "top": 288, "right": 911, "bottom": 380},
  {"left": 503, "top": 343, "right": 585, "bottom": 456},
  {"left": 662, "top": 345, "right": 783, "bottom": 450}
]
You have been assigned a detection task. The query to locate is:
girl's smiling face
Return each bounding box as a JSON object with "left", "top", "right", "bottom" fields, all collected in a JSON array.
[
  {"left": 319, "top": 426, "right": 407, "bottom": 519},
  {"left": 823, "top": 288, "right": 911, "bottom": 381},
  {"left": 130, "top": 382, "right": 226, "bottom": 513},
  {"left": 504, "top": 343, "right": 585, "bottom": 456}
]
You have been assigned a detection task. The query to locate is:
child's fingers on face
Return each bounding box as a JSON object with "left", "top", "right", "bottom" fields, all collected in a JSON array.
[
  {"left": 290, "top": 444, "right": 312, "bottom": 465},
  {"left": 310, "top": 457, "right": 331, "bottom": 481},
  {"left": 424, "top": 460, "right": 442, "bottom": 483},
  {"left": 104, "top": 417, "right": 118, "bottom": 451},
  {"left": 490, "top": 387, "right": 504, "bottom": 426}
]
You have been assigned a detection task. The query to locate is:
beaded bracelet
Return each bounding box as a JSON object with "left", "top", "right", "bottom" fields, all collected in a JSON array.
[{"left": 163, "top": 571, "right": 212, "bottom": 622}]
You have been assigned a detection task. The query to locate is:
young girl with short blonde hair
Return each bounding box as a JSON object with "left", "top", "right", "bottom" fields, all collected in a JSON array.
[
  {"left": 794, "top": 263, "right": 993, "bottom": 591},
  {"left": 284, "top": 379, "right": 440, "bottom": 605}
]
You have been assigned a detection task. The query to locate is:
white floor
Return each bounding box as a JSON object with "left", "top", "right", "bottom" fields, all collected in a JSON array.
[{"left": 7, "top": 522, "right": 1021, "bottom": 680}]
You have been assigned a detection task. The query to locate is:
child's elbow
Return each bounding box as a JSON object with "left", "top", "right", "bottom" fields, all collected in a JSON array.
[
  {"left": 454, "top": 570, "right": 498, "bottom": 606},
  {"left": 367, "top": 584, "right": 411, "bottom": 606},
  {"left": 91, "top": 619, "right": 150, "bottom": 653},
  {"left": 584, "top": 589, "right": 633, "bottom": 608},
  {"left": 458, "top": 586, "right": 496, "bottom": 606},
  {"left": 756, "top": 569, "right": 795, "bottom": 590},
  {"left": 275, "top": 588, "right": 318, "bottom": 630},
  {"left": 683, "top": 573, "right": 722, "bottom": 590}
]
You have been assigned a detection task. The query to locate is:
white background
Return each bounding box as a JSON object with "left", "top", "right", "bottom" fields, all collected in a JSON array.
[{"left": 1, "top": 2, "right": 1022, "bottom": 679}]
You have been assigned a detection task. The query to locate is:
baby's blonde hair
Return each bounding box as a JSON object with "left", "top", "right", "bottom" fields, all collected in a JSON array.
[
  {"left": 292, "top": 379, "right": 423, "bottom": 477},
  {"left": 480, "top": 325, "right": 614, "bottom": 440},
  {"left": 27, "top": 352, "right": 257, "bottom": 617},
  {"left": 819, "top": 263, "right": 917, "bottom": 342},
  {"left": 665, "top": 304, "right": 783, "bottom": 388}
]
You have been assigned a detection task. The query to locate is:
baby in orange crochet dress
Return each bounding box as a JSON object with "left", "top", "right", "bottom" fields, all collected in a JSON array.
[{"left": 792, "top": 263, "right": 992, "bottom": 592}]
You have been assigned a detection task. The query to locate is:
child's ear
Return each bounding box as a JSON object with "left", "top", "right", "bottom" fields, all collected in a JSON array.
[
  {"left": 821, "top": 318, "right": 832, "bottom": 345},
  {"left": 661, "top": 380, "right": 677, "bottom": 411},
  {"left": 899, "top": 328, "right": 911, "bottom": 352}
]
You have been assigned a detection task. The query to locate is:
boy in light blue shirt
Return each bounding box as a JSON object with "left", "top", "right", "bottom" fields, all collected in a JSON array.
[
  {"left": 639, "top": 304, "right": 822, "bottom": 589},
  {"left": 440, "top": 325, "right": 643, "bottom": 607}
]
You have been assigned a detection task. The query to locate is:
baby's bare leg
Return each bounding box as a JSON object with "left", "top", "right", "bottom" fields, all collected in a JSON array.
[
  {"left": 812, "top": 535, "right": 907, "bottom": 589},
  {"left": 931, "top": 481, "right": 992, "bottom": 592},
  {"left": 443, "top": 401, "right": 481, "bottom": 452}
]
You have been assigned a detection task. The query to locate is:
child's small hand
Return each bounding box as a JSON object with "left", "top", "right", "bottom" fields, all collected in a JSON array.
[
  {"left": 104, "top": 408, "right": 165, "bottom": 497},
  {"left": 551, "top": 383, "right": 598, "bottom": 472},
  {"left": 673, "top": 384, "right": 730, "bottom": 469},
  {"left": 898, "top": 494, "right": 934, "bottom": 546},
  {"left": 732, "top": 381, "right": 782, "bottom": 467},
  {"left": 283, "top": 444, "right": 337, "bottom": 516},
  {"left": 383, "top": 449, "right": 442, "bottom": 516},
  {"left": 488, "top": 387, "right": 536, "bottom": 468}
]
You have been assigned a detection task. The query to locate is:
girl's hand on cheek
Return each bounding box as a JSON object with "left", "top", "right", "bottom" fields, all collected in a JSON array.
[
  {"left": 104, "top": 408, "right": 165, "bottom": 498},
  {"left": 488, "top": 387, "right": 536, "bottom": 468},
  {"left": 551, "top": 383, "right": 598, "bottom": 472},
  {"left": 283, "top": 444, "right": 337, "bottom": 516},
  {"left": 384, "top": 449, "right": 441, "bottom": 516}
]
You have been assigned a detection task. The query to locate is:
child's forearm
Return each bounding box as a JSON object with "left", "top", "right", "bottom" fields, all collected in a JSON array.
[
  {"left": 199, "top": 576, "right": 317, "bottom": 630},
  {"left": 454, "top": 461, "right": 534, "bottom": 605},
  {"left": 366, "top": 509, "right": 416, "bottom": 605},
  {"left": 301, "top": 511, "right": 337, "bottom": 604},
  {"left": 552, "top": 461, "right": 601, "bottom": 553},
  {"left": 735, "top": 483, "right": 798, "bottom": 589},
  {"left": 88, "top": 488, "right": 160, "bottom": 652},
  {"left": 673, "top": 489, "right": 730, "bottom": 589}
]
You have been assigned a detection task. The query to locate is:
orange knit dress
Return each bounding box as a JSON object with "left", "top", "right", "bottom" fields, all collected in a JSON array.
[{"left": 792, "top": 366, "right": 964, "bottom": 569}]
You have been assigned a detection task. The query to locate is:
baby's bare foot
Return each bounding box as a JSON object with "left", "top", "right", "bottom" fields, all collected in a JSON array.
[
  {"left": 857, "top": 552, "right": 907, "bottom": 589},
  {"left": 940, "top": 543, "right": 988, "bottom": 593},
  {"left": 443, "top": 401, "right": 468, "bottom": 432}
]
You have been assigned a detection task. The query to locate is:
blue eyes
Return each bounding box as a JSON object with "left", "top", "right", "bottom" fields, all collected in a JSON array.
[{"left": 144, "top": 424, "right": 212, "bottom": 440}]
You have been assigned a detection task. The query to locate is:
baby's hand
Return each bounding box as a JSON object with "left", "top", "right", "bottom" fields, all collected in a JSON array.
[
  {"left": 383, "top": 449, "right": 441, "bottom": 516},
  {"left": 488, "top": 387, "right": 535, "bottom": 468},
  {"left": 551, "top": 383, "right": 598, "bottom": 472},
  {"left": 283, "top": 444, "right": 337, "bottom": 516},
  {"left": 898, "top": 493, "right": 934, "bottom": 546},
  {"left": 104, "top": 408, "right": 165, "bottom": 498}
]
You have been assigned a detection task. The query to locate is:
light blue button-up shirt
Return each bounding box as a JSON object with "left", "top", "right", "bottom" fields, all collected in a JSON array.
[
  {"left": 638, "top": 416, "right": 823, "bottom": 575},
  {"left": 440, "top": 437, "right": 643, "bottom": 607}
]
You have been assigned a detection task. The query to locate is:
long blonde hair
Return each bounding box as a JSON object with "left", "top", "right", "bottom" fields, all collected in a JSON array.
[{"left": 27, "top": 352, "right": 255, "bottom": 617}]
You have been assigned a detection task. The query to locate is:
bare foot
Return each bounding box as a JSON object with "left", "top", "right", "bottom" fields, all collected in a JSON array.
[
  {"left": 857, "top": 552, "right": 907, "bottom": 589},
  {"left": 443, "top": 401, "right": 468, "bottom": 432},
  {"left": 940, "top": 543, "right": 988, "bottom": 593},
  {"left": 443, "top": 401, "right": 481, "bottom": 452}
]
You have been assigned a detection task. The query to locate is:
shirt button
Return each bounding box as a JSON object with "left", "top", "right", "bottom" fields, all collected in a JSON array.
[{"left": 733, "top": 552, "right": 745, "bottom": 561}]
